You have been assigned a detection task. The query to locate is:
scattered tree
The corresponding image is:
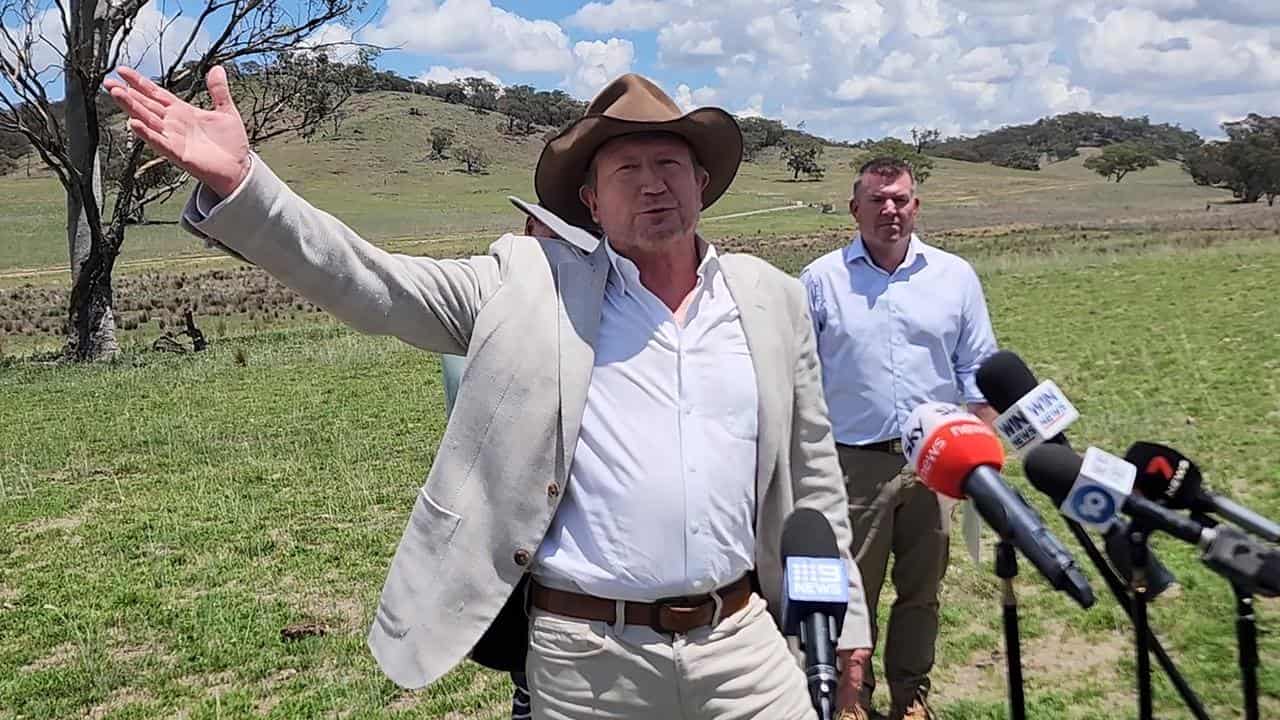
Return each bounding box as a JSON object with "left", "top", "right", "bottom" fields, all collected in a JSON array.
[
  {"left": 857, "top": 138, "right": 935, "bottom": 184},
  {"left": 911, "top": 127, "right": 940, "bottom": 154},
  {"left": 993, "top": 147, "right": 1042, "bottom": 171},
  {"left": 1182, "top": 114, "right": 1280, "bottom": 204},
  {"left": 1083, "top": 143, "right": 1159, "bottom": 182},
  {"left": 458, "top": 144, "right": 489, "bottom": 174},
  {"left": 0, "top": 0, "right": 370, "bottom": 360},
  {"left": 429, "top": 127, "right": 456, "bottom": 159},
  {"left": 462, "top": 77, "right": 499, "bottom": 112},
  {"left": 740, "top": 116, "right": 786, "bottom": 162},
  {"left": 783, "top": 140, "right": 824, "bottom": 180}
]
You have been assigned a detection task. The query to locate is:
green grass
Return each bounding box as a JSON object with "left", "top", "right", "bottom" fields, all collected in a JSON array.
[{"left": 3, "top": 232, "right": 1279, "bottom": 719}]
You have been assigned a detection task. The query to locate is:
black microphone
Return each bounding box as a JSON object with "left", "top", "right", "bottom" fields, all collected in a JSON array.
[
  {"left": 1024, "top": 443, "right": 1280, "bottom": 597},
  {"left": 781, "top": 508, "right": 848, "bottom": 720},
  {"left": 1127, "top": 441, "right": 1280, "bottom": 544},
  {"left": 976, "top": 350, "right": 1178, "bottom": 597}
]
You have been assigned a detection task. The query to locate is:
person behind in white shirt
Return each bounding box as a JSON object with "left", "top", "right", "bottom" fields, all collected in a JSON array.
[
  {"left": 800, "top": 157, "right": 1000, "bottom": 720},
  {"left": 105, "top": 66, "right": 873, "bottom": 719}
]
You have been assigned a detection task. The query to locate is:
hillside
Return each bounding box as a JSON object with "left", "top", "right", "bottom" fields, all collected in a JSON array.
[
  {"left": 932, "top": 111, "right": 1203, "bottom": 169},
  {"left": 1, "top": 91, "right": 1251, "bottom": 278}
]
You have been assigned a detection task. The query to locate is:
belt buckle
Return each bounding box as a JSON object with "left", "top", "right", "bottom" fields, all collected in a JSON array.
[
  {"left": 890, "top": 439, "right": 903, "bottom": 455},
  {"left": 654, "top": 594, "right": 712, "bottom": 633}
]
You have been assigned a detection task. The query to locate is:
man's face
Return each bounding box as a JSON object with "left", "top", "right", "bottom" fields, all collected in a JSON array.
[
  {"left": 579, "top": 133, "right": 708, "bottom": 252},
  {"left": 851, "top": 170, "right": 919, "bottom": 253}
]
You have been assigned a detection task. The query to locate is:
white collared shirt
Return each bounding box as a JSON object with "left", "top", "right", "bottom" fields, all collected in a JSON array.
[{"left": 532, "top": 240, "right": 760, "bottom": 601}]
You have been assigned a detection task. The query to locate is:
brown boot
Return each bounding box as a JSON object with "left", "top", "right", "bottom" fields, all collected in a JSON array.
[{"left": 894, "top": 692, "right": 936, "bottom": 720}]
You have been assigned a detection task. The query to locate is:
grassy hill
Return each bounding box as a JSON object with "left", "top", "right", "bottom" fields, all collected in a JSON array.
[{"left": 0, "top": 92, "right": 1256, "bottom": 277}]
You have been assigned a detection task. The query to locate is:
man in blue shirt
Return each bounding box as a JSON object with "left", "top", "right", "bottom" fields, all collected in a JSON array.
[{"left": 801, "top": 157, "right": 999, "bottom": 720}]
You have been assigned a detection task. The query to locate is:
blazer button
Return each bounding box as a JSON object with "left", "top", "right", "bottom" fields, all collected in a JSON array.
[
  {"left": 513, "top": 548, "right": 531, "bottom": 567},
  {"left": 547, "top": 482, "right": 560, "bottom": 498}
]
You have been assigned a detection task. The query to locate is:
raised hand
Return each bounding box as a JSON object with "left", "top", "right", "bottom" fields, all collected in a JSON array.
[{"left": 104, "top": 65, "right": 251, "bottom": 198}]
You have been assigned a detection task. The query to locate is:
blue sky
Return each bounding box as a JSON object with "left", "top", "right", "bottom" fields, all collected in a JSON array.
[{"left": 7, "top": 0, "right": 1280, "bottom": 142}]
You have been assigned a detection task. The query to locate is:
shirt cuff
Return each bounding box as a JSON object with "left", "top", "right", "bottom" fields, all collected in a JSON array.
[
  {"left": 190, "top": 153, "right": 258, "bottom": 221},
  {"left": 958, "top": 372, "right": 987, "bottom": 406}
]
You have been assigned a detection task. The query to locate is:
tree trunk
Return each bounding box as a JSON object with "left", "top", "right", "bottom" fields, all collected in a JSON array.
[{"left": 63, "top": 0, "right": 119, "bottom": 361}]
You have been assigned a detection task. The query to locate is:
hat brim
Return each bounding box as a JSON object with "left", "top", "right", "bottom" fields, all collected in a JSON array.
[
  {"left": 534, "top": 108, "right": 744, "bottom": 229},
  {"left": 507, "top": 195, "right": 600, "bottom": 254}
]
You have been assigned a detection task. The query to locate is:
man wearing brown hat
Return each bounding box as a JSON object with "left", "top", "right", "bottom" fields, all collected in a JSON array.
[{"left": 106, "top": 64, "right": 872, "bottom": 719}]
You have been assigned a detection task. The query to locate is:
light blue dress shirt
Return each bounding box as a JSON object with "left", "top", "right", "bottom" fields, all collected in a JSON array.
[{"left": 800, "top": 234, "right": 998, "bottom": 447}]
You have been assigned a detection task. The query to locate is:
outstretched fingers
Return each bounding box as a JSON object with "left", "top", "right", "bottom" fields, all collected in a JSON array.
[
  {"left": 107, "top": 85, "right": 168, "bottom": 132},
  {"left": 128, "top": 119, "right": 181, "bottom": 161},
  {"left": 114, "top": 66, "right": 178, "bottom": 107}
]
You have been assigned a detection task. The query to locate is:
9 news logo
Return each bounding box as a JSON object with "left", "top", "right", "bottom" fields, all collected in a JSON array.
[{"left": 1069, "top": 484, "right": 1117, "bottom": 525}]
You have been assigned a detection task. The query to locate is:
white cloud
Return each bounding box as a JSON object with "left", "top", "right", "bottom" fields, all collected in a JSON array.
[
  {"left": 566, "top": 0, "right": 687, "bottom": 33},
  {"left": 952, "top": 46, "right": 1017, "bottom": 83},
  {"left": 416, "top": 65, "right": 503, "bottom": 86},
  {"left": 674, "top": 83, "right": 719, "bottom": 112},
  {"left": 362, "top": 0, "right": 572, "bottom": 73},
  {"left": 566, "top": 38, "right": 635, "bottom": 99},
  {"left": 1077, "top": 8, "right": 1280, "bottom": 93},
  {"left": 289, "top": 0, "right": 1280, "bottom": 145},
  {"left": 300, "top": 23, "right": 363, "bottom": 64},
  {"left": 657, "top": 21, "right": 724, "bottom": 64}
]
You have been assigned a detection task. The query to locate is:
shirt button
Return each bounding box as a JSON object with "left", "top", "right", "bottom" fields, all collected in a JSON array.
[
  {"left": 513, "top": 549, "right": 531, "bottom": 567},
  {"left": 691, "top": 525, "right": 701, "bottom": 535},
  {"left": 692, "top": 578, "right": 710, "bottom": 591},
  {"left": 547, "top": 483, "right": 560, "bottom": 498}
]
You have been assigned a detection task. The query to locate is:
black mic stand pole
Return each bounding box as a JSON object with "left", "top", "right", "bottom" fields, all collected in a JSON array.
[
  {"left": 1233, "top": 583, "right": 1260, "bottom": 720},
  {"left": 1060, "top": 519, "right": 1211, "bottom": 720},
  {"left": 995, "top": 539, "right": 1027, "bottom": 720},
  {"left": 1128, "top": 525, "right": 1155, "bottom": 720},
  {"left": 1193, "top": 509, "right": 1258, "bottom": 720}
]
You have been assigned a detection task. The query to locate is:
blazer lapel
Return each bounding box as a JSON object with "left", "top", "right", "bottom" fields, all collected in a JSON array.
[
  {"left": 556, "top": 245, "right": 610, "bottom": 479},
  {"left": 721, "top": 257, "right": 783, "bottom": 523}
]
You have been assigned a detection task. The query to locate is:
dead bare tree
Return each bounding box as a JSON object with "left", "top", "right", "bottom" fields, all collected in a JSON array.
[{"left": 0, "top": 0, "right": 376, "bottom": 360}]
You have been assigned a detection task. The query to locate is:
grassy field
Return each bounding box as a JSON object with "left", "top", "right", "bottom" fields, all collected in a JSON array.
[{"left": 3, "top": 92, "right": 1280, "bottom": 719}]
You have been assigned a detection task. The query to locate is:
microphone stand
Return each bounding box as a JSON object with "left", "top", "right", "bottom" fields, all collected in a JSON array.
[
  {"left": 1233, "top": 583, "right": 1260, "bottom": 720},
  {"left": 995, "top": 539, "right": 1027, "bottom": 720},
  {"left": 1061, "top": 519, "right": 1211, "bottom": 720},
  {"left": 1128, "top": 526, "right": 1154, "bottom": 720}
]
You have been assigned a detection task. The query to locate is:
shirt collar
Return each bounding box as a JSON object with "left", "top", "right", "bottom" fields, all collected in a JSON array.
[
  {"left": 844, "top": 232, "right": 923, "bottom": 274},
  {"left": 604, "top": 235, "right": 719, "bottom": 296}
]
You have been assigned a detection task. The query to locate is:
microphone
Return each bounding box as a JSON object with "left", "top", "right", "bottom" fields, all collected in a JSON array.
[
  {"left": 1126, "top": 441, "right": 1280, "bottom": 544},
  {"left": 902, "top": 402, "right": 1095, "bottom": 608},
  {"left": 976, "top": 350, "right": 1178, "bottom": 597},
  {"left": 1024, "top": 443, "right": 1280, "bottom": 597},
  {"left": 781, "top": 507, "right": 848, "bottom": 720}
]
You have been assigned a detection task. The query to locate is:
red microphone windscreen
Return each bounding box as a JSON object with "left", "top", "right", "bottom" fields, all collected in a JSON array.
[{"left": 904, "top": 403, "right": 1005, "bottom": 500}]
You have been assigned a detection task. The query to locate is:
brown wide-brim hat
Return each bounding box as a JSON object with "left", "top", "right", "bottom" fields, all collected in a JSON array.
[{"left": 535, "top": 73, "right": 744, "bottom": 229}]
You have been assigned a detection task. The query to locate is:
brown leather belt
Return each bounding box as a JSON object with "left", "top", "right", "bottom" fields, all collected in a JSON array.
[{"left": 530, "top": 575, "right": 753, "bottom": 634}]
